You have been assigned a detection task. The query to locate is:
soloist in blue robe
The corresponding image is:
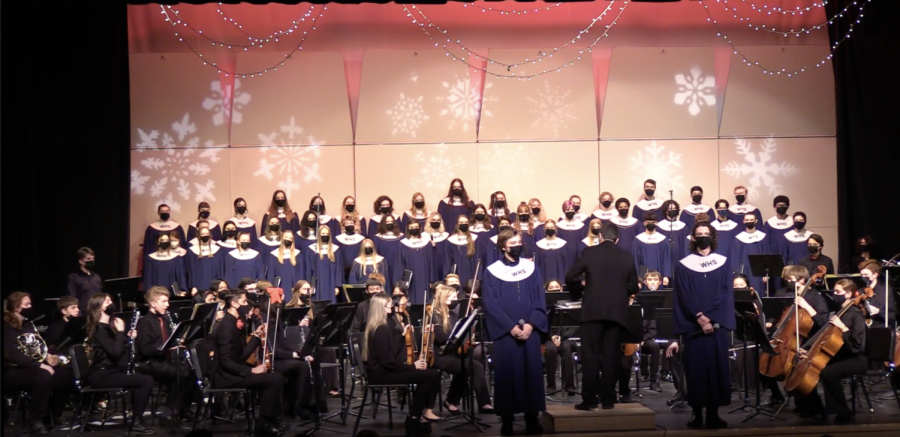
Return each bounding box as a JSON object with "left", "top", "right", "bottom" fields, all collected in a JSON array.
[
  {"left": 727, "top": 203, "right": 763, "bottom": 225},
  {"left": 143, "top": 251, "right": 188, "bottom": 292},
  {"left": 334, "top": 233, "right": 366, "bottom": 278},
  {"left": 710, "top": 219, "right": 739, "bottom": 257},
  {"left": 260, "top": 211, "right": 301, "bottom": 236},
  {"left": 680, "top": 204, "right": 714, "bottom": 229},
  {"left": 226, "top": 216, "right": 259, "bottom": 247},
  {"left": 223, "top": 248, "right": 263, "bottom": 288},
  {"left": 437, "top": 198, "right": 475, "bottom": 233},
  {"left": 143, "top": 221, "right": 186, "bottom": 258},
  {"left": 482, "top": 258, "right": 548, "bottom": 416},
  {"left": 608, "top": 216, "right": 641, "bottom": 255},
  {"left": 399, "top": 237, "right": 435, "bottom": 304},
  {"left": 534, "top": 238, "right": 570, "bottom": 283},
  {"left": 348, "top": 256, "right": 388, "bottom": 285},
  {"left": 366, "top": 213, "right": 403, "bottom": 239},
  {"left": 632, "top": 232, "right": 673, "bottom": 279},
  {"left": 783, "top": 229, "right": 814, "bottom": 267},
  {"left": 442, "top": 234, "right": 484, "bottom": 287},
  {"left": 658, "top": 219, "right": 691, "bottom": 259},
  {"left": 763, "top": 215, "right": 794, "bottom": 264},
  {"left": 186, "top": 219, "right": 222, "bottom": 243},
  {"left": 185, "top": 244, "right": 224, "bottom": 292},
  {"left": 372, "top": 234, "right": 404, "bottom": 288},
  {"left": 673, "top": 252, "right": 735, "bottom": 410},
  {"left": 632, "top": 198, "right": 663, "bottom": 223},
  {"left": 730, "top": 230, "right": 770, "bottom": 295},
  {"left": 264, "top": 248, "right": 304, "bottom": 301},
  {"left": 303, "top": 244, "right": 345, "bottom": 303}
]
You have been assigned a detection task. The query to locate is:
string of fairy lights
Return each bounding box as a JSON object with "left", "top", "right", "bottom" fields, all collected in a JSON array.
[
  {"left": 700, "top": 0, "right": 868, "bottom": 77},
  {"left": 735, "top": 0, "right": 829, "bottom": 16},
  {"left": 461, "top": 2, "right": 563, "bottom": 16},
  {"left": 716, "top": 0, "right": 859, "bottom": 36},
  {"left": 214, "top": 2, "right": 316, "bottom": 47}
]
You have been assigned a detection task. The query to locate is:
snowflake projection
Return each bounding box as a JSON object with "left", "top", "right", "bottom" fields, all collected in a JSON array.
[
  {"left": 674, "top": 67, "right": 716, "bottom": 117},
  {"left": 478, "top": 143, "right": 535, "bottom": 194},
  {"left": 526, "top": 80, "right": 577, "bottom": 137},
  {"left": 721, "top": 138, "right": 799, "bottom": 201},
  {"left": 410, "top": 144, "right": 467, "bottom": 192},
  {"left": 131, "top": 113, "right": 221, "bottom": 212},
  {"left": 203, "top": 78, "right": 252, "bottom": 126},
  {"left": 254, "top": 118, "right": 324, "bottom": 198},
  {"left": 628, "top": 141, "right": 684, "bottom": 192},
  {"left": 436, "top": 77, "right": 496, "bottom": 133},
  {"left": 386, "top": 93, "right": 430, "bottom": 139}
]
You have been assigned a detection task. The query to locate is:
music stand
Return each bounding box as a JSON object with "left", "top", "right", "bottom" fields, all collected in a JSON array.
[
  {"left": 315, "top": 302, "right": 358, "bottom": 424},
  {"left": 748, "top": 254, "right": 785, "bottom": 297},
  {"left": 443, "top": 310, "right": 490, "bottom": 432},
  {"left": 191, "top": 302, "right": 219, "bottom": 336},
  {"left": 636, "top": 292, "right": 667, "bottom": 320},
  {"left": 545, "top": 292, "right": 572, "bottom": 308},
  {"left": 295, "top": 319, "right": 341, "bottom": 435},
  {"left": 158, "top": 317, "right": 200, "bottom": 426},
  {"left": 104, "top": 276, "right": 142, "bottom": 310},
  {"left": 51, "top": 317, "right": 88, "bottom": 352},
  {"left": 728, "top": 302, "right": 779, "bottom": 422},
  {"left": 283, "top": 307, "right": 310, "bottom": 327},
  {"left": 342, "top": 285, "right": 368, "bottom": 303}
]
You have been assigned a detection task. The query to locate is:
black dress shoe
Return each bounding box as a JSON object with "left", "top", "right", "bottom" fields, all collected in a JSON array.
[
  {"left": 619, "top": 394, "right": 633, "bottom": 403},
  {"left": 478, "top": 406, "right": 495, "bottom": 414},
  {"left": 706, "top": 416, "right": 728, "bottom": 429},
  {"left": 649, "top": 381, "right": 662, "bottom": 392},
  {"left": 524, "top": 415, "right": 544, "bottom": 435},
  {"left": 601, "top": 403, "right": 615, "bottom": 410},
  {"left": 574, "top": 402, "right": 598, "bottom": 411},
  {"left": 687, "top": 415, "right": 704, "bottom": 429}
]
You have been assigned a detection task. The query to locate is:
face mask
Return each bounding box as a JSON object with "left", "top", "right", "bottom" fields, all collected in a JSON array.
[
  {"left": 645, "top": 223, "right": 657, "bottom": 232},
  {"left": 833, "top": 294, "right": 847, "bottom": 305},
  {"left": 345, "top": 204, "right": 355, "bottom": 213},
  {"left": 794, "top": 221, "right": 806, "bottom": 230},
  {"left": 776, "top": 206, "right": 788, "bottom": 215},
  {"left": 565, "top": 211, "right": 576, "bottom": 220},
  {"left": 199, "top": 235, "right": 210, "bottom": 243},
  {"left": 160, "top": 212, "right": 170, "bottom": 221},
  {"left": 735, "top": 195, "right": 746, "bottom": 203},
  {"left": 745, "top": 222, "right": 756, "bottom": 230},
  {"left": 667, "top": 210, "right": 678, "bottom": 219},
  {"left": 430, "top": 222, "right": 441, "bottom": 230},
  {"left": 409, "top": 228, "right": 421, "bottom": 237},
  {"left": 618, "top": 208, "right": 629, "bottom": 218},
  {"left": 104, "top": 305, "right": 116, "bottom": 316},
  {"left": 20, "top": 307, "right": 36, "bottom": 320},
  {"left": 452, "top": 188, "right": 462, "bottom": 196},
  {"left": 225, "top": 230, "right": 236, "bottom": 238},
  {"left": 858, "top": 244, "right": 867, "bottom": 253},
  {"left": 692, "top": 195, "right": 702, "bottom": 204},
  {"left": 494, "top": 201, "right": 506, "bottom": 209},
  {"left": 548, "top": 288, "right": 562, "bottom": 293},
  {"left": 275, "top": 199, "right": 286, "bottom": 208},
  {"left": 518, "top": 215, "right": 530, "bottom": 222},
  {"left": 645, "top": 189, "right": 655, "bottom": 197},
  {"left": 200, "top": 211, "right": 210, "bottom": 219},
  {"left": 239, "top": 242, "right": 250, "bottom": 250},
  {"left": 448, "top": 299, "right": 461, "bottom": 310},
  {"left": 364, "top": 246, "right": 374, "bottom": 255},
  {"left": 304, "top": 220, "right": 316, "bottom": 228},
  {"left": 320, "top": 235, "right": 331, "bottom": 244},
  {"left": 499, "top": 225, "right": 510, "bottom": 233},
  {"left": 269, "top": 224, "right": 280, "bottom": 232},
  {"left": 236, "top": 206, "right": 247, "bottom": 215},
  {"left": 384, "top": 223, "right": 395, "bottom": 231},
  {"left": 414, "top": 201, "right": 425, "bottom": 209},
  {"left": 474, "top": 213, "right": 486, "bottom": 222},
  {"left": 237, "top": 304, "right": 252, "bottom": 319},
  {"left": 531, "top": 208, "right": 541, "bottom": 216},
  {"left": 717, "top": 209, "right": 728, "bottom": 217},
  {"left": 458, "top": 224, "right": 469, "bottom": 233},
  {"left": 283, "top": 240, "right": 293, "bottom": 248},
  {"left": 807, "top": 245, "right": 820, "bottom": 255},
  {"left": 449, "top": 284, "right": 461, "bottom": 292},
  {"left": 546, "top": 229, "right": 556, "bottom": 237},
  {"left": 84, "top": 260, "right": 96, "bottom": 270},
  {"left": 573, "top": 205, "right": 581, "bottom": 212},
  {"left": 591, "top": 227, "right": 601, "bottom": 235},
  {"left": 159, "top": 241, "right": 172, "bottom": 250},
  {"left": 344, "top": 225, "right": 355, "bottom": 235},
  {"left": 601, "top": 200, "right": 612, "bottom": 208},
  {"left": 506, "top": 245, "right": 523, "bottom": 260},
  {"left": 380, "top": 206, "right": 391, "bottom": 215},
  {"left": 695, "top": 236, "right": 712, "bottom": 250}
]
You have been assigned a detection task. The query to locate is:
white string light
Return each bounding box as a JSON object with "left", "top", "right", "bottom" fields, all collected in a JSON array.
[
  {"left": 700, "top": 0, "right": 868, "bottom": 77},
  {"left": 214, "top": 3, "right": 317, "bottom": 47},
  {"left": 401, "top": 1, "right": 630, "bottom": 80},
  {"left": 734, "top": 0, "right": 829, "bottom": 16},
  {"left": 162, "top": 4, "right": 315, "bottom": 50},
  {"left": 406, "top": 1, "right": 619, "bottom": 70},
  {"left": 158, "top": 5, "right": 326, "bottom": 78},
  {"left": 461, "top": 2, "right": 563, "bottom": 16},
  {"left": 715, "top": 0, "right": 859, "bottom": 37}
]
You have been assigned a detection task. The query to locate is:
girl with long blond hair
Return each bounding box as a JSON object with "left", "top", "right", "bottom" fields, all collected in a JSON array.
[
  {"left": 373, "top": 214, "right": 403, "bottom": 288},
  {"left": 264, "top": 230, "right": 304, "bottom": 302},
  {"left": 335, "top": 214, "right": 366, "bottom": 270},
  {"left": 438, "top": 178, "right": 475, "bottom": 232},
  {"left": 340, "top": 195, "right": 368, "bottom": 237},
  {"left": 349, "top": 239, "right": 387, "bottom": 285},
  {"left": 304, "top": 226, "right": 344, "bottom": 303},
  {"left": 444, "top": 215, "right": 482, "bottom": 288},
  {"left": 402, "top": 192, "right": 432, "bottom": 230}
]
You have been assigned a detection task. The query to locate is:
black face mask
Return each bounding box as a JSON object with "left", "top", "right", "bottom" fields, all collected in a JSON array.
[
  {"left": 364, "top": 246, "right": 374, "bottom": 255},
  {"left": 794, "top": 221, "right": 806, "bottom": 230},
  {"left": 283, "top": 240, "right": 293, "bottom": 248},
  {"left": 160, "top": 212, "right": 170, "bottom": 221},
  {"left": 239, "top": 242, "right": 250, "bottom": 250},
  {"left": 452, "top": 188, "right": 462, "bottom": 196},
  {"left": 807, "top": 245, "right": 820, "bottom": 255},
  {"left": 20, "top": 307, "right": 37, "bottom": 320},
  {"left": 494, "top": 200, "right": 506, "bottom": 209},
  {"left": 320, "top": 235, "right": 331, "bottom": 244},
  {"left": 269, "top": 224, "right": 280, "bottom": 232},
  {"left": 409, "top": 228, "right": 421, "bottom": 237},
  {"left": 449, "top": 284, "right": 461, "bottom": 292},
  {"left": 546, "top": 229, "right": 556, "bottom": 237},
  {"left": 692, "top": 195, "right": 702, "bottom": 204},
  {"left": 384, "top": 223, "right": 395, "bottom": 231},
  {"left": 200, "top": 211, "right": 210, "bottom": 219},
  {"left": 717, "top": 209, "right": 728, "bottom": 217},
  {"left": 745, "top": 222, "right": 756, "bottom": 230},
  {"left": 345, "top": 204, "right": 355, "bottom": 213},
  {"left": 104, "top": 305, "right": 116, "bottom": 316},
  {"left": 430, "top": 222, "right": 441, "bottom": 230},
  {"left": 832, "top": 294, "right": 847, "bottom": 306},
  {"left": 645, "top": 189, "right": 655, "bottom": 197},
  {"left": 735, "top": 195, "right": 746, "bottom": 204},
  {"left": 618, "top": 208, "right": 629, "bottom": 218},
  {"left": 591, "top": 227, "right": 601, "bottom": 235},
  {"left": 474, "top": 213, "right": 486, "bottom": 222},
  {"left": 225, "top": 230, "right": 236, "bottom": 238},
  {"left": 506, "top": 245, "right": 523, "bottom": 260},
  {"left": 601, "top": 200, "right": 613, "bottom": 208},
  {"left": 84, "top": 260, "right": 96, "bottom": 270},
  {"left": 458, "top": 224, "right": 469, "bottom": 233},
  {"left": 776, "top": 206, "right": 788, "bottom": 215},
  {"left": 695, "top": 236, "right": 712, "bottom": 250},
  {"left": 531, "top": 208, "right": 541, "bottom": 216},
  {"left": 499, "top": 225, "right": 510, "bottom": 233},
  {"left": 304, "top": 220, "right": 315, "bottom": 228},
  {"left": 274, "top": 199, "right": 286, "bottom": 208},
  {"left": 380, "top": 206, "right": 391, "bottom": 215},
  {"left": 199, "top": 235, "right": 210, "bottom": 243},
  {"left": 518, "top": 215, "right": 530, "bottom": 222},
  {"left": 565, "top": 211, "right": 576, "bottom": 220},
  {"left": 236, "top": 206, "right": 247, "bottom": 215},
  {"left": 573, "top": 205, "right": 581, "bottom": 212},
  {"left": 344, "top": 225, "right": 355, "bottom": 235},
  {"left": 237, "top": 304, "right": 252, "bottom": 319},
  {"left": 414, "top": 201, "right": 425, "bottom": 209},
  {"left": 159, "top": 241, "right": 172, "bottom": 250},
  {"left": 858, "top": 244, "right": 868, "bottom": 253},
  {"left": 667, "top": 210, "right": 679, "bottom": 219},
  {"left": 645, "top": 223, "right": 657, "bottom": 232}
]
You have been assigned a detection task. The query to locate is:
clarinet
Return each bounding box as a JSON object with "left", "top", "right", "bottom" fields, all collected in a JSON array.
[
  {"left": 167, "top": 311, "right": 194, "bottom": 370},
  {"left": 126, "top": 307, "right": 140, "bottom": 375}
]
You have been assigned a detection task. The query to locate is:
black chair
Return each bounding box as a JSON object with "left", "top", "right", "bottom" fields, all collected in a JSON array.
[
  {"left": 349, "top": 332, "right": 414, "bottom": 437},
  {"left": 66, "top": 344, "right": 130, "bottom": 436},
  {"left": 188, "top": 339, "right": 255, "bottom": 436}
]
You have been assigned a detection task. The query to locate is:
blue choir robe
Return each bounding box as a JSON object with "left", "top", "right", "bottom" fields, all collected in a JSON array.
[
  {"left": 516, "top": 223, "right": 539, "bottom": 260},
  {"left": 658, "top": 219, "right": 691, "bottom": 259},
  {"left": 372, "top": 233, "right": 404, "bottom": 287},
  {"left": 727, "top": 203, "right": 762, "bottom": 224},
  {"left": 632, "top": 232, "right": 673, "bottom": 279},
  {"left": 260, "top": 210, "right": 301, "bottom": 236},
  {"left": 556, "top": 219, "right": 586, "bottom": 248},
  {"left": 217, "top": 239, "right": 238, "bottom": 252},
  {"left": 186, "top": 219, "right": 222, "bottom": 243},
  {"left": 680, "top": 204, "right": 714, "bottom": 229},
  {"left": 314, "top": 214, "right": 340, "bottom": 238},
  {"left": 482, "top": 258, "right": 548, "bottom": 416},
  {"left": 468, "top": 222, "right": 493, "bottom": 238},
  {"left": 255, "top": 234, "right": 282, "bottom": 255},
  {"left": 673, "top": 252, "right": 735, "bottom": 410},
  {"left": 442, "top": 234, "right": 484, "bottom": 287},
  {"left": 437, "top": 198, "right": 475, "bottom": 233},
  {"left": 303, "top": 243, "right": 345, "bottom": 303},
  {"left": 226, "top": 216, "right": 259, "bottom": 246},
  {"left": 264, "top": 248, "right": 304, "bottom": 300},
  {"left": 632, "top": 198, "right": 663, "bottom": 223},
  {"left": 568, "top": 211, "right": 592, "bottom": 224},
  {"left": 348, "top": 256, "right": 388, "bottom": 285},
  {"left": 589, "top": 208, "right": 617, "bottom": 225},
  {"left": 710, "top": 219, "right": 739, "bottom": 257},
  {"left": 399, "top": 237, "right": 435, "bottom": 304},
  {"left": 730, "top": 230, "right": 770, "bottom": 295},
  {"left": 344, "top": 212, "right": 368, "bottom": 237},
  {"left": 534, "top": 238, "right": 570, "bottom": 283},
  {"left": 577, "top": 236, "right": 602, "bottom": 256},
  {"left": 334, "top": 233, "right": 366, "bottom": 274},
  {"left": 783, "top": 229, "right": 814, "bottom": 267},
  {"left": 487, "top": 209, "right": 515, "bottom": 227},
  {"left": 224, "top": 248, "right": 263, "bottom": 287},
  {"left": 763, "top": 215, "right": 794, "bottom": 264},
  {"left": 484, "top": 234, "right": 502, "bottom": 266},
  {"left": 185, "top": 244, "right": 224, "bottom": 292},
  {"left": 400, "top": 210, "right": 431, "bottom": 230},
  {"left": 366, "top": 213, "right": 403, "bottom": 239},
  {"left": 143, "top": 250, "right": 188, "bottom": 291},
  {"left": 427, "top": 232, "right": 450, "bottom": 280},
  {"left": 143, "top": 221, "right": 186, "bottom": 258},
  {"left": 609, "top": 216, "right": 642, "bottom": 255}
]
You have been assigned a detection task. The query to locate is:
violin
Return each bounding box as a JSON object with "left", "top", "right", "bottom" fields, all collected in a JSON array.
[
  {"left": 397, "top": 300, "right": 418, "bottom": 365},
  {"left": 247, "top": 288, "right": 284, "bottom": 372},
  {"left": 458, "top": 261, "right": 482, "bottom": 356},
  {"left": 759, "top": 265, "right": 827, "bottom": 380},
  {"left": 784, "top": 288, "right": 873, "bottom": 396},
  {"left": 419, "top": 301, "right": 436, "bottom": 367}
]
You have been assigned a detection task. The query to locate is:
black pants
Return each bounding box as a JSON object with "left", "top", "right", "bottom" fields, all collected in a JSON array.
[
  {"left": 799, "top": 354, "right": 868, "bottom": 417},
  {"left": 667, "top": 349, "right": 685, "bottom": 395},
  {"left": 431, "top": 354, "right": 492, "bottom": 408},
  {"left": 233, "top": 372, "right": 285, "bottom": 418},
  {"left": 369, "top": 369, "right": 441, "bottom": 418},
  {"left": 544, "top": 339, "right": 577, "bottom": 390},
  {"left": 140, "top": 359, "right": 196, "bottom": 415},
  {"left": 273, "top": 359, "right": 318, "bottom": 412},
  {"left": 3, "top": 365, "right": 75, "bottom": 422},
  {"left": 89, "top": 369, "right": 154, "bottom": 419},
  {"left": 640, "top": 341, "right": 660, "bottom": 382},
  {"left": 580, "top": 321, "right": 621, "bottom": 406}
]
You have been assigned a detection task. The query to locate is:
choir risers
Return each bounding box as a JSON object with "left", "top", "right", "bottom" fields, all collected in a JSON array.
[{"left": 541, "top": 403, "right": 656, "bottom": 433}]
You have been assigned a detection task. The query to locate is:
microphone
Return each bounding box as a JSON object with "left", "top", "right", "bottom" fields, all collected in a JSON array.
[
  {"left": 691, "top": 322, "right": 720, "bottom": 338},
  {"left": 518, "top": 319, "right": 526, "bottom": 329}
]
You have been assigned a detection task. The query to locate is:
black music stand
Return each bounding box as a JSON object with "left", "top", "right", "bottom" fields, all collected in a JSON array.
[
  {"left": 545, "top": 291, "right": 572, "bottom": 308},
  {"left": 314, "top": 302, "right": 358, "bottom": 424},
  {"left": 158, "top": 318, "right": 200, "bottom": 427},
  {"left": 749, "top": 254, "right": 785, "bottom": 297},
  {"left": 51, "top": 317, "right": 87, "bottom": 352},
  {"left": 190, "top": 302, "right": 219, "bottom": 336},
  {"left": 728, "top": 302, "right": 778, "bottom": 422},
  {"left": 104, "top": 276, "right": 142, "bottom": 311},
  {"left": 342, "top": 285, "right": 368, "bottom": 304},
  {"left": 295, "top": 318, "right": 341, "bottom": 435},
  {"left": 442, "top": 310, "right": 490, "bottom": 432},
  {"left": 283, "top": 307, "right": 310, "bottom": 327}
]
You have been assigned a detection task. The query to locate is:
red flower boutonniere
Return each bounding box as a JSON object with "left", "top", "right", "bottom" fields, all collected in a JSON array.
[{"left": 236, "top": 319, "right": 244, "bottom": 330}]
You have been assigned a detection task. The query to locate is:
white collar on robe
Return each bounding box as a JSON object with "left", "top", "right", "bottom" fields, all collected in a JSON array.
[
  {"left": 557, "top": 220, "right": 584, "bottom": 231},
  {"left": 405, "top": 210, "right": 431, "bottom": 219},
  {"left": 317, "top": 214, "right": 332, "bottom": 224},
  {"left": 297, "top": 232, "right": 317, "bottom": 241},
  {"left": 335, "top": 233, "right": 365, "bottom": 245},
  {"left": 275, "top": 207, "right": 286, "bottom": 218},
  {"left": 735, "top": 231, "right": 767, "bottom": 244},
  {"left": 375, "top": 233, "right": 401, "bottom": 241},
  {"left": 442, "top": 197, "right": 464, "bottom": 206},
  {"left": 308, "top": 243, "right": 339, "bottom": 255},
  {"left": 728, "top": 204, "right": 758, "bottom": 215},
  {"left": 355, "top": 255, "right": 384, "bottom": 265},
  {"left": 635, "top": 198, "right": 662, "bottom": 212},
  {"left": 487, "top": 258, "right": 536, "bottom": 282},
  {"left": 370, "top": 213, "right": 401, "bottom": 223},
  {"left": 518, "top": 223, "right": 531, "bottom": 232},
  {"left": 784, "top": 229, "right": 813, "bottom": 243},
  {"left": 448, "top": 233, "right": 476, "bottom": 245},
  {"left": 229, "top": 249, "right": 260, "bottom": 260},
  {"left": 592, "top": 209, "right": 616, "bottom": 220},
  {"left": 766, "top": 216, "right": 794, "bottom": 230},
  {"left": 683, "top": 204, "right": 711, "bottom": 215},
  {"left": 149, "top": 250, "right": 179, "bottom": 261},
  {"left": 149, "top": 220, "right": 180, "bottom": 231},
  {"left": 581, "top": 236, "right": 600, "bottom": 247},
  {"left": 470, "top": 223, "right": 490, "bottom": 233},
  {"left": 536, "top": 238, "right": 567, "bottom": 250},
  {"left": 680, "top": 253, "right": 728, "bottom": 273},
  {"left": 429, "top": 232, "right": 449, "bottom": 243},
  {"left": 573, "top": 212, "right": 590, "bottom": 222},
  {"left": 488, "top": 209, "right": 509, "bottom": 217},
  {"left": 635, "top": 232, "right": 667, "bottom": 245},
  {"left": 190, "top": 219, "right": 218, "bottom": 229},
  {"left": 270, "top": 248, "right": 300, "bottom": 259},
  {"left": 401, "top": 238, "right": 430, "bottom": 249},
  {"left": 711, "top": 220, "right": 738, "bottom": 232},
  {"left": 258, "top": 237, "right": 281, "bottom": 247},
  {"left": 218, "top": 240, "right": 237, "bottom": 249},
  {"left": 189, "top": 244, "right": 220, "bottom": 257},
  {"left": 658, "top": 220, "right": 687, "bottom": 232},
  {"left": 228, "top": 216, "right": 256, "bottom": 227},
  {"left": 187, "top": 238, "right": 200, "bottom": 247},
  {"left": 489, "top": 235, "right": 500, "bottom": 245},
  {"left": 609, "top": 216, "right": 638, "bottom": 228},
  {"left": 172, "top": 247, "right": 187, "bottom": 256}
]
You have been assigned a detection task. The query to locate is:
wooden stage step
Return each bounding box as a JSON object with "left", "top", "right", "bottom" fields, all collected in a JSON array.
[{"left": 541, "top": 403, "right": 656, "bottom": 433}]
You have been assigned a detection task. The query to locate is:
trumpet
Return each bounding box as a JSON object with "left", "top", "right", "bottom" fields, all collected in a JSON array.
[{"left": 17, "top": 323, "right": 70, "bottom": 366}]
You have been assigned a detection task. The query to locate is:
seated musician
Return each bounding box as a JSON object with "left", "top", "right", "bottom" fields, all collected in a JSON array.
[
  {"left": 265, "top": 297, "right": 320, "bottom": 421},
  {"left": 637, "top": 271, "right": 663, "bottom": 392},
  {"left": 642, "top": 270, "right": 663, "bottom": 291},
  {"left": 363, "top": 293, "right": 441, "bottom": 435},
  {"left": 285, "top": 280, "right": 340, "bottom": 398},
  {"left": 351, "top": 279, "right": 384, "bottom": 333},
  {"left": 794, "top": 279, "right": 868, "bottom": 423},
  {"left": 212, "top": 289, "right": 285, "bottom": 436},
  {"left": 543, "top": 279, "right": 579, "bottom": 395},
  {"left": 664, "top": 341, "right": 686, "bottom": 406},
  {"left": 774, "top": 266, "right": 829, "bottom": 336},
  {"left": 45, "top": 295, "right": 84, "bottom": 351},
  {"left": 618, "top": 294, "right": 661, "bottom": 402},
  {"left": 445, "top": 273, "right": 461, "bottom": 290}
]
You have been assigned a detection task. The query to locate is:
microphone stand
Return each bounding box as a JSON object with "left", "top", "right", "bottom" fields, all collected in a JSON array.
[{"left": 314, "top": 193, "right": 321, "bottom": 303}]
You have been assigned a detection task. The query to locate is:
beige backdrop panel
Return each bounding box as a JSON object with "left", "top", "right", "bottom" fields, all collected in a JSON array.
[
  {"left": 600, "top": 47, "right": 718, "bottom": 140},
  {"left": 130, "top": 54, "right": 230, "bottom": 147},
  {"left": 354, "top": 143, "right": 480, "bottom": 214},
  {"left": 720, "top": 46, "right": 836, "bottom": 137},
  {"left": 128, "top": 146, "right": 232, "bottom": 274},
  {"left": 355, "top": 50, "right": 477, "bottom": 144},
  {"left": 479, "top": 49, "right": 597, "bottom": 142},
  {"left": 808, "top": 227, "right": 838, "bottom": 269},
  {"left": 718, "top": 137, "right": 837, "bottom": 228},
  {"left": 230, "top": 52, "right": 354, "bottom": 146},
  {"left": 477, "top": 142, "right": 599, "bottom": 213}
]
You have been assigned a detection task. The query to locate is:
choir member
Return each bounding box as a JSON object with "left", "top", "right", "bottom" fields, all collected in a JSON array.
[
  {"left": 228, "top": 198, "right": 259, "bottom": 247},
  {"left": 186, "top": 226, "right": 224, "bottom": 298},
  {"left": 730, "top": 213, "right": 770, "bottom": 295},
  {"left": 632, "top": 179, "right": 663, "bottom": 223},
  {"left": 3, "top": 292, "right": 76, "bottom": 434},
  {"left": 567, "top": 195, "right": 590, "bottom": 223},
  {"left": 578, "top": 218, "right": 604, "bottom": 255},
  {"left": 224, "top": 232, "right": 263, "bottom": 288},
  {"left": 609, "top": 198, "right": 641, "bottom": 254},
  {"left": 710, "top": 200, "right": 739, "bottom": 257},
  {"left": 297, "top": 210, "right": 321, "bottom": 245},
  {"left": 349, "top": 239, "right": 387, "bottom": 285},
  {"left": 85, "top": 294, "right": 156, "bottom": 434},
  {"left": 485, "top": 217, "right": 512, "bottom": 265},
  {"left": 783, "top": 212, "right": 814, "bottom": 266},
  {"left": 264, "top": 231, "right": 304, "bottom": 302},
  {"left": 187, "top": 219, "right": 211, "bottom": 247},
  {"left": 218, "top": 220, "right": 239, "bottom": 250},
  {"left": 368, "top": 195, "right": 403, "bottom": 239},
  {"left": 143, "top": 233, "right": 188, "bottom": 292},
  {"left": 482, "top": 230, "right": 548, "bottom": 435},
  {"left": 727, "top": 185, "right": 763, "bottom": 223},
  {"left": 469, "top": 203, "right": 494, "bottom": 235},
  {"left": 335, "top": 214, "right": 366, "bottom": 272},
  {"left": 591, "top": 191, "right": 617, "bottom": 223},
  {"left": 850, "top": 236, "right": 876, "bottom": 274},
  {"left": 257, "top": 216, "right": 284, "bottom": 256},
  {"left": 261, "top": 190, "right": 300, "bottom": 236},
  {"left": 534, "top": 221, "right": 570, "bottom": 283},
  {"left": 528, "top": 198, "right": 548, "bottom": 228},
  {"left": 438, "top": 178, "right": 476, "bottom": 232},
  {"left": 632, "top": 213, "right": 672, "bottom": 285},
  {"left": 763, "top": 195, "right": 794, "bottom": 263},
  {"left": 658, "top": 200, "right": 690, "bottom": 258},
  {"left": 800, "top": 234, "right": 836, "bottom": 277},
  {"left": 67, "top": 246, "right": 102, "bottom": 311},
  {"left": 401, "top": 192, "right": 432, "bottom": 230},
  {"left": 444, "top": 215, "right": 483, "bottom": 288},
  {"left": 399, "top": 221, "right": 435, "bottom": 304},
  {"left": 680, "top": 186, "right": 714, "bottom": 229},
  {"left": 673, "top": 222, "right": 734, "bottom": 429},
  {"left": 542, "top": 280, "right": 578, "bottom": 396},
  {"left": 340, "top": 195, "right": 368, "bottom": 237},
  {"left": 143, "top": 203, "right": 186, "bottom": 258},
  {"left": 488, "top": 191, "right": 514, "bottom": 225},
  {"left": 309, "top": 195, "right": 339, "bottom": 235},
  {"left": 363, "top": 293, "right": 441, "bottom": 434},
  {"left": 557, "top": 200, "right": 586, "bottom": 250},
  {"left": 304, "top": 226, "right": 344, "bottom": 303},
  {"left": 373, "top": 214, "right": 404, "bottom": 288},
  {"left": 860, "top": 260, "right": 895, "bottom": 327},
  {"left": 513, "top": 202, "right": 539, "bottom": 259},
  {"left": 187, "top": 201, "right": 221, "bottom": 242},
  {"left": 427, "top": 213, "right": 451, "bottom": 281},
  {"left": 169, "top": 231, "right": 187, "bottom": 259}
]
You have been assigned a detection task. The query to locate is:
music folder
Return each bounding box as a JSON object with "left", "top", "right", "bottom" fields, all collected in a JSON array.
[{"left": 158, "top": 318, "right": 198, "bottom": 352}]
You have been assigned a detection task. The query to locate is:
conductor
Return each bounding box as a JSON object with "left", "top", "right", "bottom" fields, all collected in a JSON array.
[{"left": 565, "top": 225, "right": 638, "bottom": 410}]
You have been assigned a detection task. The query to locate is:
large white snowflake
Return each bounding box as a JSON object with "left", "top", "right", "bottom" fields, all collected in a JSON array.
[
  {"left": 479, "top": 143, "right": 535, "bottom": 194},
  {"left": 410, "top": 144, "right": 467, "bottom": 192},
  {"left": 254, "top": 118, "right": 324, "bottom": 198},
  {"left": 437, "top": 77, "right": 495, "bottom": 133},
  {"left": 203, "top": 78, "right": 252, "bottom": 126},
  {"left": 526, "top": 80, "right": 577, "bottom": 137},
  {"left": 131, "top": 113, "right": 221, "bottom": 212},
  {"left": 721, "top": 138, "right": 799, "bottom": 201},
  {"left": 674, "top": 67, "right": 716, "bottom": 117},
  {"left": 628, "top": 141, "right": 684, "bottom": 192},
  {"left": 386, "top": 93, "right": 430, "bottom": 138}
]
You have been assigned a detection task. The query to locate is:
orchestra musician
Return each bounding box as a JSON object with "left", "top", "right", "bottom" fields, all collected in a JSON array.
[
  {"left": 285, "top": 280, "right": 340, "bottom": 397},
  {"left": 264, "top": 297, "right": 320, "bottom": 421},
  {"left": 634, "top": 276, "right": 663, "bottom": 393},
  {"left": 860, "top": 259, "right": 895, "bottom": 326},
  {"left": 543, "top": 280, "right": 578, "bottom": 396},
  {"left": 44, "top": 296, "right": 82, "bottom": 350},
  {"left": 351, "top": 279, "right": 384, "bottom": 333}
]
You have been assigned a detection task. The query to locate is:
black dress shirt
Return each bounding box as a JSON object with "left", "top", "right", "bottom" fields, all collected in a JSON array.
[{"left": 67, "top": 269, "right": 103, "bottom": 310}]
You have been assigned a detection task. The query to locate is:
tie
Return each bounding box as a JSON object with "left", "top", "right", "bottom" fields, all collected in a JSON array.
[{"left": 159, "top": 316, "right": 168, "bottom": 340}]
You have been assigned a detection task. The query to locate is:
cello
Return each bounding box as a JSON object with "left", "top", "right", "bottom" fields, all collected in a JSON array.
[{"left": 759, "top": 265, "right": 827, "bottom": 379}]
